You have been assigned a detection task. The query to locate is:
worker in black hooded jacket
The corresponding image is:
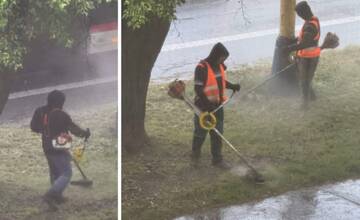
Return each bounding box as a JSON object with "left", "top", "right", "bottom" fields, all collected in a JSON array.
[
  {"left": 283, "top": 1, "right": 320, "bottom": 109},
  {"left": 191, "top": 42, "right": 240, "bottom": 168},
  {"left": 30, "top": 90, "right": 90, "bottom": 210}
]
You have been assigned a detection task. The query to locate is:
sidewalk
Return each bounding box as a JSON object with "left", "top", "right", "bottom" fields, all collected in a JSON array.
[{"left": 175, "top": 179, "right": 360, "bottom": 220}]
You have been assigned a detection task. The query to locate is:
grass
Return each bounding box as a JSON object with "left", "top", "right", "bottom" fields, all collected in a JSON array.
[
  {"left": 0, "top": 103, "right": 117, "bottom": 220},
  {"left": 122, "top": 46, "right": 360, "bottom": 220}
]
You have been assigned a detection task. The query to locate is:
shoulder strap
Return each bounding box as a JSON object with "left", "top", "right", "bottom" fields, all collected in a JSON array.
[
  {"left": 302, "top": 17, "right": 320, "bottom": 41},
  {"left": 309, "top": 18, "right": 319, "bottom": 30},
  {"left": 43, "top": 108, "right": 62, "bottom": 137}
]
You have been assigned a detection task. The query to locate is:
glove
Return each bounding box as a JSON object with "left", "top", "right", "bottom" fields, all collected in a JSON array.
[
  {"left": 232, "top": 83, "right": 241, "bottom": 92},
  {"left": 84, "top": 128, "right": 91, "bottom": 140},
  {"left": 228, "top": 82, "right": 240, "bottom": 93}
]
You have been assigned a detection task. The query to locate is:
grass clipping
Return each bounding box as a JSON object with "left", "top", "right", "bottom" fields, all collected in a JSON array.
[
  {"left": 0, "top": 104, "right": 117, "bottom": 220},
  {"left": 123, "top": 46, "right": 360, "bottom": 220}
]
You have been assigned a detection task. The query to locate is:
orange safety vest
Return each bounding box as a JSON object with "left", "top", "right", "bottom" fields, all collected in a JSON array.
[
  {"left": 297, "top": 16, "right": 321, "bottom": 58},
  {"left": 197, "top": 61, "right": 227, "bottom": 104}
]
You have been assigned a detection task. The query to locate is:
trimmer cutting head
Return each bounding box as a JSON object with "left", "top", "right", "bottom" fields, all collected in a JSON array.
[{"left": 245, "top": 169, "right": 265, "bottom": 184}]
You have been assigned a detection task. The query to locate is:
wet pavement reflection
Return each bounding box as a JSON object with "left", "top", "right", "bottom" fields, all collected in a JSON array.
[{"left": 175, "top": 179, "right": 360, "bottom": 220}]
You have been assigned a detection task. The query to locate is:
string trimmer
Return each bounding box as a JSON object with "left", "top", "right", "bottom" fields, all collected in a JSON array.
[
  {"left": 211, "top": 32, "right": 340, "bottom": 114},
  {"left": 168, "top": 80, "right": 265, "bottom": 183},
  {"left": 211, "top": 63, "right": 296, "bottom": 114},
  {"left": 70, "top": 134, "right": 93, "bottom": 187},
  {"left": 288, "top": 32, "right": 340, "bottom": 63}
]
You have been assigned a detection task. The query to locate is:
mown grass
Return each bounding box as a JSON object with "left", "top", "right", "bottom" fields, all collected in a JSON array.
[
  {"left": 122, "top": 46, "right": 360, "bottom": 220},
  {"left": 0, "top": 104, "right": 117, "bottom": 220}
]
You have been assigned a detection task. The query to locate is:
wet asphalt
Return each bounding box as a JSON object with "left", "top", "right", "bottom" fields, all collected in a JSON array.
[
  {"left": 152, "top": 0, "right": 360, "bottom": 81},
  {"left": 175, "top": 179, "right": 360, "bottom": 220},
  {"left": 0, "top": 80, "right": 117, "bottom": 124}
]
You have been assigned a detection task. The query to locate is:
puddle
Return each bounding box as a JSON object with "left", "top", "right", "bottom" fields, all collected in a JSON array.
[{"left": 174, "top": 179, "right": 360, "bottom": 220}]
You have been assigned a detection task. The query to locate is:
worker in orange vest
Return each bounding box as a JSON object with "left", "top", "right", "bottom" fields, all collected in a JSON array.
[
  {"left": 284, "top": 1, "right": 320, "bottom": 109},
  {"left": 191, "top": 42, "right": 240, "bottom": 169}
]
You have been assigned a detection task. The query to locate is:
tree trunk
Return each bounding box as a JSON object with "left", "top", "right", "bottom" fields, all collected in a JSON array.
[
  {"left": 122, "top": 17, "right": 171, "bottom": 153},
  {"left": 271, "top": 0, "right": 297, "bottom": 95},
  {"left": 0, "top": 72, "right": 15, "bottom": 115}
]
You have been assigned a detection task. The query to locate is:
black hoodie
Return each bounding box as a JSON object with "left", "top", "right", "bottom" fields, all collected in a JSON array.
[
  {"left": 30, "top": 90, "right": 88, "bottom": 154},
  {"left": 295, "top": 1, "right": 313, "bottom": 21},
  {"left": 194, "top": 43, "right": 237, "bottom": 111},
  {"left": 205, "top": 42, "right": 229, "bottom": 68}
]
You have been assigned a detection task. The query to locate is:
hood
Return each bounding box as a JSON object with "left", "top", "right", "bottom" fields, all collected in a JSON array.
[
  {"left": 295, "top": 1, "right": 313, "bottom": 21},
  {"left": 205, "top": 42, "right": 229, "bottom": 66},
  {"left": 47, "top": 90, "right": 65, "bottom": 109}
]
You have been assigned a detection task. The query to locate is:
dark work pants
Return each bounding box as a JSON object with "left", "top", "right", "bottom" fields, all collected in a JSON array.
[
  {"left": 45, "top": 151, "right": 72, "bottom": 196},
  {"left": 297, "top": 57, "right": 319, "bottom": 107},
  {"left": 192, "top": 108, "right": 224, "bottom": 163}
]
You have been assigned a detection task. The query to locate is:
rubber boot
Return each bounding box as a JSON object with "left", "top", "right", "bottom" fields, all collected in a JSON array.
[
  {"left": 43, "top": 192, "right": 59, "bottom": 211},
  {"left": 53, "top": 194, "right": 68, "bottom": 204},
  {"left": 191, "top": 136, "right": 205, "bottom": 167}
]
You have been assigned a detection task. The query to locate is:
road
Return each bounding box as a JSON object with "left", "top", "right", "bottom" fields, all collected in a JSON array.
[
  {"left": 0, "top": 79, "right": 117, "bottom": 124},
  {"left": 2, "top": 0, "right": 360, "bottom": 122},
  {"left": 152, "top": 0, "right": 360, "bottom": 81}
]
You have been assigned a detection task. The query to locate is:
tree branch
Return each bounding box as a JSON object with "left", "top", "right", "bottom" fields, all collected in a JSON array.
[{"left": 236, "top": 0, "right": 251, "bottom": 26}]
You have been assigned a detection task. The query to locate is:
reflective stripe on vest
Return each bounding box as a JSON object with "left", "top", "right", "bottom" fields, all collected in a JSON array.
[
  {"left": 297, "top": 16, "right": 321, "bottom": 58},
  {"left": 198, "top": 61, "right": 227, "bottom": 104}
]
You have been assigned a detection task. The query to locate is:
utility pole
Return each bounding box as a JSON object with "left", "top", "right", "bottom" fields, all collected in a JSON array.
[
  {"left": 271, "top": 0, "right": 297, "bottom": 94},
  {"left": 280, "top": 0, "right": 296, "bottom": 38}
]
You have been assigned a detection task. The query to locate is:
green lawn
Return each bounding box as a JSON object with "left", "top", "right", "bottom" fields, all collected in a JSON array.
[{"left": 123, "top": 46, "right": 360, "bottom": 220}]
